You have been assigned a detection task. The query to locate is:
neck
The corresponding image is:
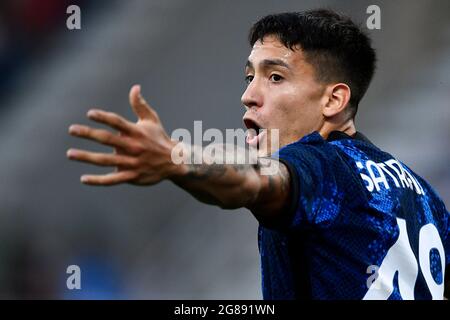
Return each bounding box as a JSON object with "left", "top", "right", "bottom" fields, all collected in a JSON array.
[{"left": 318, "top": 118, "right": 356, "bottom": 140}]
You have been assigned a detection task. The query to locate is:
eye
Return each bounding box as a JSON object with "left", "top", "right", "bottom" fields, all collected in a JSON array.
[
  {"left": 270, "top": 74, "right": 283, "bottom": 82},
  {"left": 245, "top": 75, "right": 254, "bottom": 84}
]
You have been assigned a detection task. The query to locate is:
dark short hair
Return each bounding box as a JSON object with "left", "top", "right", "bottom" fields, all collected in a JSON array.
[{"left": 248, "top": 9, "right": 376, "bottom": 117}]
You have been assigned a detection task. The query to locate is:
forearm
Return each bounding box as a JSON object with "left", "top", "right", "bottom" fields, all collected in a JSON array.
[
  {"left": 168, "top": 142, "right": 263, "bottom": 209},
  {"left": 171, "top": 164, "right": 261, "bottom": 209},
  {"left": 167, "top": 141, "right": 290, "bottom": 216}
]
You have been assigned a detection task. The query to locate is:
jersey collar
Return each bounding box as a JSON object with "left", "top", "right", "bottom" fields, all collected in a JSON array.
[{"left": 326, "top": 130, "right": 372, "bottom": 144}]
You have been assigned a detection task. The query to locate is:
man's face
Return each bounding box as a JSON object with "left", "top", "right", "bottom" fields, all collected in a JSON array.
[{"left": 242, "top": 35, "right": 326, "bottom": 156}]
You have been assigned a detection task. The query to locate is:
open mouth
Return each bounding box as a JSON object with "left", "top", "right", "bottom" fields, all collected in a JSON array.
[
  {"left": 243, "top": 118, "right": 264, "bottom": 148},
  {"left": 244, "top": 118, "right": 262, "bottom": 133}
]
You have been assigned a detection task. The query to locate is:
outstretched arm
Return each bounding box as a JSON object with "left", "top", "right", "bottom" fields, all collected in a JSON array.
[{"left": 67, "top": 85, "right": 291, "bottom": 221}]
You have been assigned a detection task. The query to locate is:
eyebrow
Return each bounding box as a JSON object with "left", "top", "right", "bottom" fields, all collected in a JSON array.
[{"left": 245, "top": 58, "right": 291, "bottom": 71}]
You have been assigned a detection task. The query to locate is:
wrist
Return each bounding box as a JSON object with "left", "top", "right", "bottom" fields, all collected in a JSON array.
[{"left": 164, "top": 140, "right": 190, "bottom": 180}]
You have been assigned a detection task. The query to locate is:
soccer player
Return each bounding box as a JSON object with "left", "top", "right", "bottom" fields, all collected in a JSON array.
[{"left": 67, "top": 10, "right": 449, "bottom": 299}]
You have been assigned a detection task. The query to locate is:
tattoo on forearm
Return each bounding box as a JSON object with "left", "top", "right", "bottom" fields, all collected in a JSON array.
[
  {"left": 255, "top": 157, "right": 289, "bottom": 192},
  {"left": 172, "top": 144, "right": 289, "bottom": 209},
  {"left": 185, "top": 164, "right": 228, "bottom": 181},
  {"left": 182, "top": 144, "right": 255, "bottom": 181}
]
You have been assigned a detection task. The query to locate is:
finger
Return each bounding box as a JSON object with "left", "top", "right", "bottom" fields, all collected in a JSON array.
[
  {"left": 86, "top": 109, "right": 137, "bottom": 134},
  {"left": 67, "top": 148, "right": 138, "bottom": 168},
  {"left": 129, "top": 84, "right": 159, "bottom": 122},
  {"left": 68, "top": 124, "right": 130, "bottom": 150},
  {"left": 115, "top": 132, "right": 126, "bottom": 152},
  {"left": 80, "top": 170, "right": 138, "bottom": 186}
]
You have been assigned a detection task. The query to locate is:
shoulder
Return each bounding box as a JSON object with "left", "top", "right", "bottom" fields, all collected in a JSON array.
[
  {"left": 274, "top": 132, "right": 340, "bottom": 168},
  {"left": 274, "top": 132, "right": 358, "bottom": 182}
]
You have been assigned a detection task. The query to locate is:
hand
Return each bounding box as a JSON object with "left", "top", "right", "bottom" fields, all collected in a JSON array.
[{"left": 67, "top": 85, "right": 178, "bottom": 186}]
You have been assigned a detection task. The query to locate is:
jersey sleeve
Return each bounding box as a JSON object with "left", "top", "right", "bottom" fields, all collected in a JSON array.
[{"left": 269, "top": 142, "right": 341, "bottom": 230}]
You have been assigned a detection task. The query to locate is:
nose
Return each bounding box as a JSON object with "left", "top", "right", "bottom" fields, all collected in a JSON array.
[{"left": 241, "top": 79, "right": 262, "bottom": 110}]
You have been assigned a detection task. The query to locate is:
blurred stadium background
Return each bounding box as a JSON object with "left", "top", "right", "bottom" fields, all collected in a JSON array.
[{"left": 0, "top": 0, "right": 448, "bottom": 299}]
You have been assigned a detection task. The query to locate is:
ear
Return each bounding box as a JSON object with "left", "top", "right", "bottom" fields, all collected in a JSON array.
[{"left": 322, "top": 83, "right": 351, "bottom": 118}]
